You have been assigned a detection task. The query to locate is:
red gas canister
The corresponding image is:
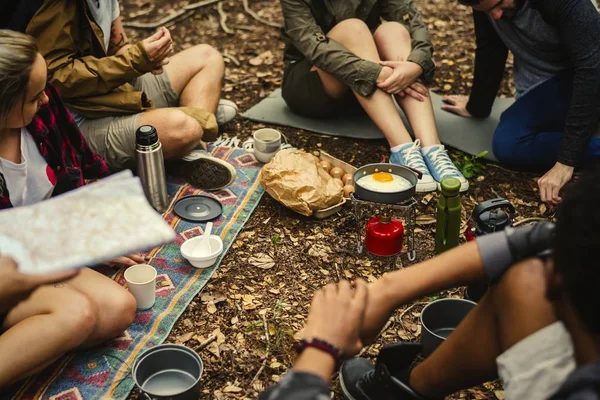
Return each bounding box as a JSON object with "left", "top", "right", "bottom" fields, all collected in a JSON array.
[{"left": 364, "top": 215, "right": 404, "bottom": 256}]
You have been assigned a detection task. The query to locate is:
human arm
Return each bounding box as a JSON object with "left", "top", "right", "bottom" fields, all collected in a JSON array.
[
  {"left": 0, "top": 256, "right": 79, "bottom": 314},
  {"left": 379, "top": 0, "right": 435, "bottom": 83},
  {"left": 452, "top": 10, "right": 508, "bottom": 119},
  {"left": 259, "top": 280, "right": 368, "bottom": 400},
  {"left": 280, "top": 0, "right": 382, "bottom": 97},
  {"left": 361, "top": 222, "right": 555, "bottom": 344},
  {"left": 26, "top": 0, "right": 170, "bottom": 99},
  {"left": 110, "top": 18, "right": 172, "bottom": 75}
]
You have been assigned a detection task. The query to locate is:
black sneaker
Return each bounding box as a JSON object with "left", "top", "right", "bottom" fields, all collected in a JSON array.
[
  {"left": 169, "top": 150, "right": 236, "bottom": 191},
  {"left": 340, "top": 343, "right": 427, "bottom": 400},
  {"left": 340, "top": 358, "right": 420, "bottom": 400}
]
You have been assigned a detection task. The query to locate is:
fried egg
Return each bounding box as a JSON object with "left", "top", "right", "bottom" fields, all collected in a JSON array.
[{"left": 357, "top": 172, "right": 411, "bottom": 193}]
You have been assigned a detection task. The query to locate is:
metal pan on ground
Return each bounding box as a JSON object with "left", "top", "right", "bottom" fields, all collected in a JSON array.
[
  {"left": 352, "top": 163, "right": 419, "bottom": 204},
  {"left": 173, "top": 195, "right": 223, "bottom": 222},
  {"left": 133, "top": 344, "right": 203, "bottom": 400}
]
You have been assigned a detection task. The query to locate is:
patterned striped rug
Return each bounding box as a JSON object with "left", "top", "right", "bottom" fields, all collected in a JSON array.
[{"left": 4, "top": 146, "right": 264, "bottom": 400}]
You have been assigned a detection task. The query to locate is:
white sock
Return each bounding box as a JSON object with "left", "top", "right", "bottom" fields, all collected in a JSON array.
[
  {"left": 421, "top": 144, "right": 442, "bottom": 153},
  {"left": 390, "top": 143, "right": 407, "bottom": 153}
]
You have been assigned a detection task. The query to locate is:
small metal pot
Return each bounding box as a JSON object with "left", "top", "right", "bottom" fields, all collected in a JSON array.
[
  {"left": 420, "top": 299, "right": 476, "bottom": 357},
  {"left": 353, "top": 163, "right": 419, "bottom": 204},
  {"left": 133, "top": 344, "right": 203, "bottom": 400}
]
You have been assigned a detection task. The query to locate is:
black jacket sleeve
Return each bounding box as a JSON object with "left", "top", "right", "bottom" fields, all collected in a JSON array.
[
  {"left": 466, "top": 10, "right": 509, "bottom": 118},
  {"left": 530, "top": 0, "right": 600, "bottom": 167}
]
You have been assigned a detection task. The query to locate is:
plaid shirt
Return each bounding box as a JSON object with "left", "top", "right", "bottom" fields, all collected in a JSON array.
[{"left": 0, "top": 84, "right": 108, "bottom": 209}]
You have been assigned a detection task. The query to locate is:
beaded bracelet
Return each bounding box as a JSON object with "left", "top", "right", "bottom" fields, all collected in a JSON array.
[{"left": 296, "top": 338, "right": 345, "bottom": 367}]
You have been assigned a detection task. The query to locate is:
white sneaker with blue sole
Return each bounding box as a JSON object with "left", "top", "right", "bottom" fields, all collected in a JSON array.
[
  {"left": 421, "top": 144, "right": 469, "bottom": 192},
  {"left": 389, "top": 140, "right": 437, "bottom": 193}
]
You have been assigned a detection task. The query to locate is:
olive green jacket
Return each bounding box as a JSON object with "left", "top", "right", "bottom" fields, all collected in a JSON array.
[
  {"left": 280, "top": 0, "right": 435, "bottom": 97},
  {"left": 26, "top": 0, "right": 157, "bottom": 119}
]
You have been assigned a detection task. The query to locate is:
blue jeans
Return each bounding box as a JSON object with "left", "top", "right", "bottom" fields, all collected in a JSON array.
[{"left": 492, "top": 72, "right": 600, "bottom": 170}]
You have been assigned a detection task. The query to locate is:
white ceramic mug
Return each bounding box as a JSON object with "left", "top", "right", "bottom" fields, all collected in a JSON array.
[
  {"left": 124, "top": 264, "right": 157, "bottom": 310},
  {"left": 249, "top": 128, "right": 282, "bottom": 163}
]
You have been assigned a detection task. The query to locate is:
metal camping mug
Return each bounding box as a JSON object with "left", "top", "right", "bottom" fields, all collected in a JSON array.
[{"left": 133, "top": 344, "right": 203, "bottom": 400}]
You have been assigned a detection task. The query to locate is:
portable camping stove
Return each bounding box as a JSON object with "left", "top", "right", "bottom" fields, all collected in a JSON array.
[{"left": 350, "top": 193, "right": 418, "bottom": 262}]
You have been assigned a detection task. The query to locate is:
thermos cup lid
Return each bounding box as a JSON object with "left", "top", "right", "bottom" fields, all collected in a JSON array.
[
  {"left": 136, "top": 125, "right": 159, "bottom": 146},
  {"left": 440, "top": 177, "right": 461, "bottom": 197}
]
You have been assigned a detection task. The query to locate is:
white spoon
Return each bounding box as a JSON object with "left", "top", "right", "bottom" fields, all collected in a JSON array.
[{"left": 193, "top": 222, "right": 213, "bottom": 257}]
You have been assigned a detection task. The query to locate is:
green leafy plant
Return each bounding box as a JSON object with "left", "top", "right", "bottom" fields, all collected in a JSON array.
[
  {"left": 453, "top": 150, "right": 488, "bottom": 179},
  {"left": 272, "top": 233, "right": 281, "bottom": 245}
]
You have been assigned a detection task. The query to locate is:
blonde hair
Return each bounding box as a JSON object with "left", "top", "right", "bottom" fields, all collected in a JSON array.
[{"left": 0, "top": 30, "right": 39, "bottom": 131}]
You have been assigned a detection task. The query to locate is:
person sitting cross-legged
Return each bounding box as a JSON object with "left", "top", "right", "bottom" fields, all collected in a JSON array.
[
  {"left": 18, "top": 0, "right": 237, "bottom": 190},
  {"left": 0, "top": 30, "right": 139, "bottom": 388},
  {"left": 279, "top": 0, "right": 468, "bottom": 193}
]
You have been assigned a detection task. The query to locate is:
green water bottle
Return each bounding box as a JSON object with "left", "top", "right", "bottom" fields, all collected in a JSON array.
[{"left": 435, "top": 177, "right": 462, "bottom": 254}]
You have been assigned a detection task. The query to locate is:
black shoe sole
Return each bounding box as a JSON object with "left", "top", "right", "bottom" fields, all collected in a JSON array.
[{"left": 168, "top": 158, "right": 233, "bottom": 191}]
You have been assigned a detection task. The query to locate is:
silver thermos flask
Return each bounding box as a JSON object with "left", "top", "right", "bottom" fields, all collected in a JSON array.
[{"left": 136, "top": 125, "right": 169, "bottom": 213}]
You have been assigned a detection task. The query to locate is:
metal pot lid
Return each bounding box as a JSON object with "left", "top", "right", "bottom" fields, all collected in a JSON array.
[{"left": 174, "top": 195, "right": 223, "bottom": 222}]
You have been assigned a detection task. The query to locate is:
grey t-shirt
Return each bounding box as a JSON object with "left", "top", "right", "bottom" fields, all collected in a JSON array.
[{"left": 488, "top": 1, "right": 571, "bottom": 97}]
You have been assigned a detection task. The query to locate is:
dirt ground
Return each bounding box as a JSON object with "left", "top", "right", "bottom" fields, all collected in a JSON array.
[{"left": 121, "top": 0, "right": 552, "bottom": 398}]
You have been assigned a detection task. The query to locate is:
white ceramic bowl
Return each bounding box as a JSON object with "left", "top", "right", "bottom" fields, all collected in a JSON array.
[{"left": 180, "top": 235, "right": 224, "bottom": 269}]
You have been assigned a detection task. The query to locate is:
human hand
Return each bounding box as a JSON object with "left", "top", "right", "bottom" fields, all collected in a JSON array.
[
  {"left": 441, "top": 95, "right": 472, "bottom": 118},
  {"left": 377, "top": 61, "right": 422, "bottom": 94},
  {"left": 303, "top": 279, "right": 368, "bottom": 357},
  {"left": 142, "top": 28, "right": 173, "bottom": 74},
  {"left": 538, "top": 162, "right": 574, "bottom": 205},
  {"left": 0, "top": 256, "right": 79, "bottom": 313},
  {"left": 104, "top": 254, "right": 146, "bottom": 268},
  {"left": 359, "top": 278, "right": 397, "bottom": 345},
  {"left": 397, "top": 82, "right": 429, "bottom": 102}
]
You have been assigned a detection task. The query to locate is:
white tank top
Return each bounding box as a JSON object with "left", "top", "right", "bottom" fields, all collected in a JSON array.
[{"left": 0, "top": 128, "right": 55, "bottom": 207}]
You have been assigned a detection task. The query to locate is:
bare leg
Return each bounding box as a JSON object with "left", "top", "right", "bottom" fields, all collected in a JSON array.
[
  {"left": 409, "top": 259, "right": 558, "bottom": 398},
  {"left": 315, "top": 19, "right": 412, "bottom": 147},
  {"left": 139, "top": 108, "right": 203, "bottom": 159},
  {"left": 373, "top": 22, "right": 439, "bottom": 147},
  {"left": 0, "top": 268, "right": 136, "bottom": 387},
  {"left": 66, "top": 268, "right": 136, "bottom": 345},
  {"left": 164, "top": 44, "right": 224, "bottom": 113},
  {"left": 0, "top": 285, "right": 98, "bottom": 386}
]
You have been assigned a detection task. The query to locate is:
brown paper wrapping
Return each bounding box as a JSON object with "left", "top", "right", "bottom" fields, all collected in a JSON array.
[{"left": 260, "top": 149, "right": 343, "bottom": 216}]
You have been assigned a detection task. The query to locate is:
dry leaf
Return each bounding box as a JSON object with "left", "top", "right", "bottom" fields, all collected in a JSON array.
[
  {"left": 270, "top": 361, "right": 282, "bottom": 368},
  {"left": 416, "top": 215, "right": 437, "bottom": 226},
  {"left": 231, "top": 316, "right": 239, "bottom": 325},
  {"left": 176, "top": 332, "right": 194, "bottom": 343},
  {"left": 495, "top": 390, "right": 505, "bottom": 400},
  {"left": 201, "top": 291, "right": 227, "bottom": 305},
  {"left": 207, "top": 301, "right": 217, "bottom": 314},
  {"left": 539, "top": 203, "right": 547, "bottom": 214},
  {"left": 249, "top": 50, "right": 273, "bottom": 66},
  {"left": 223, "top": 385, "right": 243, "bottom": 393},
  {"left": 248, "top": 253, "right": 275, "bottom": 270}
]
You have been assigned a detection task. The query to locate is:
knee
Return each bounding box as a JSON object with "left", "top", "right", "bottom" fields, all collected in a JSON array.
[
  {"left": 333, "top": 18, "right": 371, "bottom": 41},
  {"left": 492, "top": 122, "right": 520, "bottom": 164},
  {"left": 57, "top": 291, "right": 98, "bottom": 342},
  {"left": 193, "top": 44, "right": 224, "bottom": 71},
  {"left": 168, "top": 110, "right": 204, "bottom": 149},
  {"left": 492, "top": 258, "right": 547, "bottom": 307},
  {"left": 374, "top": 22, "right": 411, "bottom": 45},
  {"left": 99, "top": 290, "right": 137, "bottom": 338}
]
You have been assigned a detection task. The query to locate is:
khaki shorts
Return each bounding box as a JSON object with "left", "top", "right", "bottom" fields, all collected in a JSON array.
[
  {"left": 79, "top": 72, "right": 179, "bottom": 170},
  {"left": 497, "top": 322, "right": 576, "bottom": 400}
]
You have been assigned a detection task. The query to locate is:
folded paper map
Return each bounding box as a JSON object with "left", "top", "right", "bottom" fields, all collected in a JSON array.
[{"left": 0, "top": 171, "right": 175, "bottom": 274}]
